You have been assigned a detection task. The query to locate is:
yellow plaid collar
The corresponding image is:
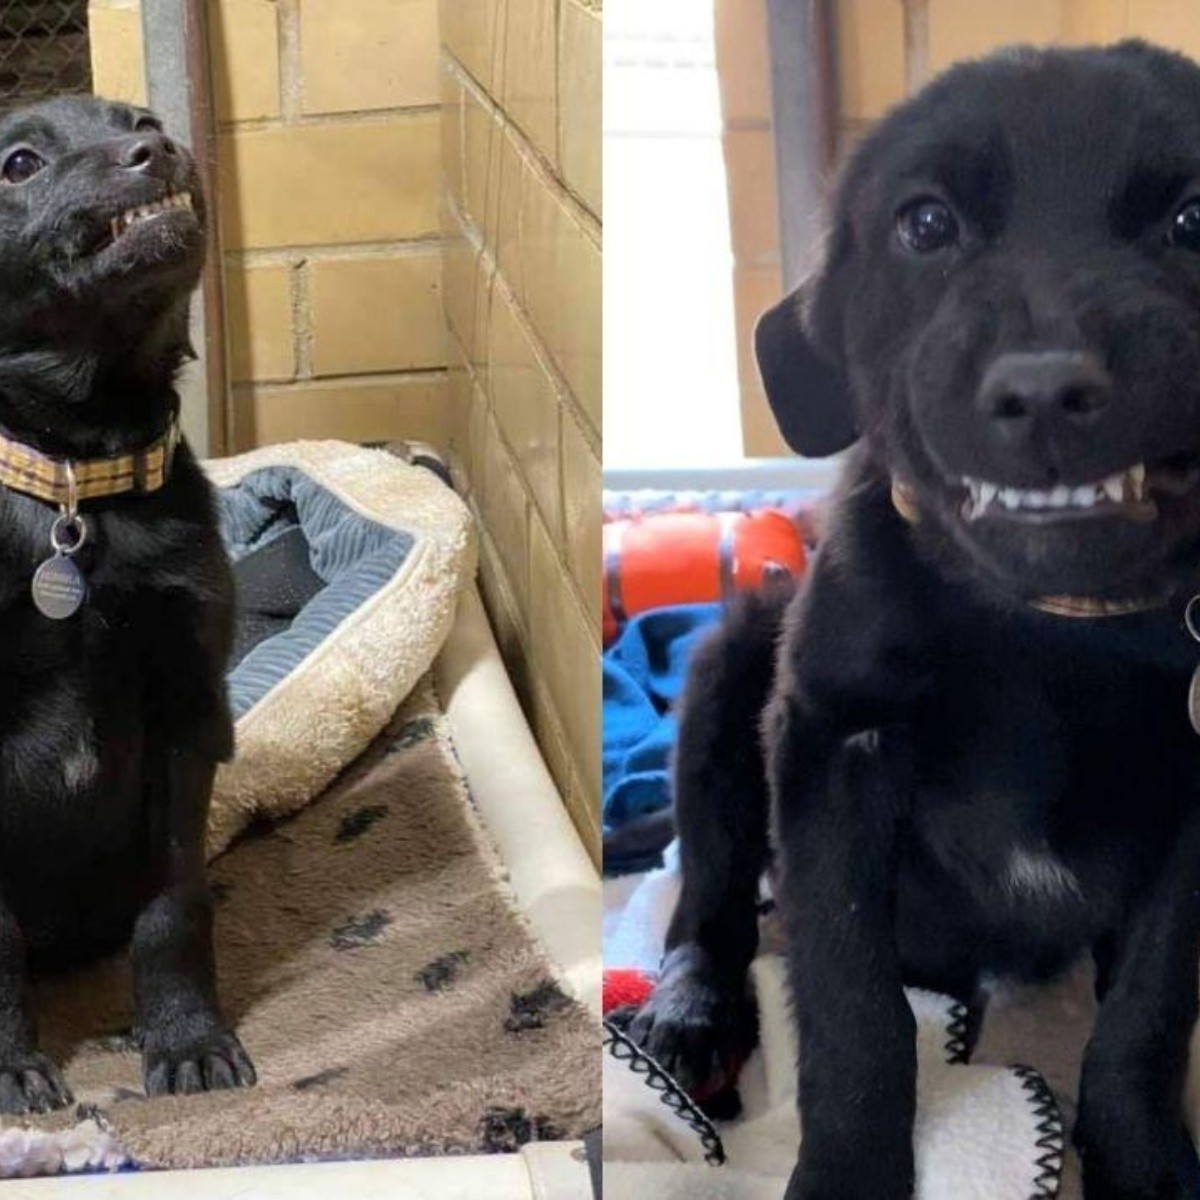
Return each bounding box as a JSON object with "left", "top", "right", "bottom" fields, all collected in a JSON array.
[{"left": 0, "top": 415, "right": 180, "bottom": 506}]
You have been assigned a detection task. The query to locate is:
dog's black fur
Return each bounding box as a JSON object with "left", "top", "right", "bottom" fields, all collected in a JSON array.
[
  {"left": 0, "top": 95, "right": 253, "bottom": 1110},
  {"left": 625, "top": 42, "right": 1200, "bottom": 1199}
]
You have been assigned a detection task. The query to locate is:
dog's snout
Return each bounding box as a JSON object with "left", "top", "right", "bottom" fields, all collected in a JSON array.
[
  {"left": 978, "top": 351, "right": 1112, "bottom": 432},
  {"left": 116, "top": 132, "right": 179, "bottom": 173}
]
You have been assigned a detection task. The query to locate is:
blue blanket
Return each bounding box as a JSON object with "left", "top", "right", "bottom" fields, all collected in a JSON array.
[{"left": 603, "top": 603, "right": 722, "bottom": 875}]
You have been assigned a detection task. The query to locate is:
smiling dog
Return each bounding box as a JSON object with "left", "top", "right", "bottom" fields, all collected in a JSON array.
[
  {"left": 625, "top": 41, "right": 1200, "bottom": 1199},
  {"left": 0, "top": 96, "right": 252, "bottom": 1109}
]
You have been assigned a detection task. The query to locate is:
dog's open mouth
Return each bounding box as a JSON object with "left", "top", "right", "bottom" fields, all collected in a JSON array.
[
  {"left": 88, "top": 190, "right": 195, "bottom": 256},
  {"left": 959, "top": 456, "right": 1200, "bottom": 523}
]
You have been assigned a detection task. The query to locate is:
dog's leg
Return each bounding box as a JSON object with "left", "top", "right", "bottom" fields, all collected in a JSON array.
[
  {"left": 622, "top": 589, "right": 788, "bottom": 1103},
  {"left": 772, "top": 712, "right": 915, "bottom": 1200},
  {"left": 1075, "top": 808, "right": 1200, "bottom": 1200},
  {"left": 0, "top": 899, "right": 70, "bottom": 1113},
  {"left": 133, "top": 587, "right": 253, "bottom": 1096},
  {"left": 132, "top": 749, "right": 255, "bottom": 1095}
]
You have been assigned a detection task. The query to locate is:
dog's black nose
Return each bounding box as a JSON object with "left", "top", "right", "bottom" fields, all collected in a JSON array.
[
  {"left": 116, "top": 132, "right": 180, "bottom": 174},
  {"left": 978, "top": 350, "right": 1112, "bottom": 432}
]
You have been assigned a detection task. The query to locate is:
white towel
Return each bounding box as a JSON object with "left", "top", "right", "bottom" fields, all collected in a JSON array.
[{"left": 604, "top": 858, "right": 1085, "bottom": 1199}]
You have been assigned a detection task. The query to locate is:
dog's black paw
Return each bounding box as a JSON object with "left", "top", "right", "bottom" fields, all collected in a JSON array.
[
  {"left": 1077, "top": 1117, "right": 1200, "bottom": 1200},
  {"left": 143, "top": 1021, "right": 256, "bottom": 1096},
  {"left": 618, "top": 944, "right": 757, "bottom": 1100},
  {"left": 784, "top": 1156, "right": 912, "bottom": 1200},
  {"left": 0, "top": 1050, "right": 72, "bottom": 1114}
]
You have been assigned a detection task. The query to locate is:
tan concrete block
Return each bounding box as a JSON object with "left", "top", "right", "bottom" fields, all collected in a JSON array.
[
  {"left": 560, "top": 406, "right": 599, "bottom": 626},
  {"left": 929, "top": 0, "right": 1064, "bottom": 70},
  {"left": 88, "top": 4, "right": 147, "bottom": 106},
  {"left": 501, "top": 0, "right": 558, "bottom": 165},
  {"left": 441, "top": 0, "right": 504, "bottom": 95},
  {"left": 528, "top": 679, "right": 596, "bottom": 855},
  {"left": 218, "top": 116, "right": 440, "bottom": 248},
  {"left": 1125, "top": 0, "right": 1200, "bottom": 58},
  {"left": 714, "top": 0, "right": 771, "bottom": 124},
  {"left": 733, "top": 264, "right": 790, "bottom": 457},
  {"left": 211, "top": 0, "right": 280, "bottom": 122},
  {"left": 479, "top": 417, "right": 531, "bottom": 616},
  {"left": 516, "top": 159, "right": 601, "bottom": 429},
  {"left": 529, "top": 514, "right": 600, "bottom": 802},
  {"left": 310, "top": 253, "right": 444, "bottom": 376},
  {"left": 463, "top": 81, "right": 501, "bottom": 242},
  {"left": 233, "top": 376, "right": 449, "bottom": 449},
  {"left": 1062, "top": 0, "right": 1129, "bottom": 42},
  {"left": 558, "top": 0, "right": 601, "bottom": 217},
  {"left": 464, "top": 371, "right": 489, "bottom": 501},
  {"left": 478, "top": 529, "right": 531, "bottom": 695},
  {"left": 301, "top": 0, "right": 440, "bottom": 115},
  {"left": 225, "top": 263, "right": 295, "bottom": 383},
  {"left": 488, "top": 283, "right": 561, "bottom": 540},
  {"left": 442, "top": 64, "right": 466, "bottom": 211},
  {"left": 445, "top": 339, "right": 473, "bottom": 490},
  {"left": 441, "top": 219, "right": 485, "bottom": 369},
  {"left": 723, "top": 128, "right": 781, "bottom": 267},
  {"left": 733, "top": 262, "right": 784, "bottom": 393},
  {"left": 494, "top": 123, "right": 526, "bottom": 284},
  {"left": 835, "top": 0, "right": 906, "bottom": 119}
]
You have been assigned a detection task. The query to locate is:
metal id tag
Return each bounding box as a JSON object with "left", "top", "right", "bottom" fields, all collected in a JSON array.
[
  {"left": 31, "top": 552, "right": 86, "bottom": 620},
  {"left": 31, "top": 504, "right": 87, "bottom": 621}
]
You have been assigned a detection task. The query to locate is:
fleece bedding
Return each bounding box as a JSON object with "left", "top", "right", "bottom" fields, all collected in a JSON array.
[{"left": 205, "top": 440, "right": 477, "bottom": 855}]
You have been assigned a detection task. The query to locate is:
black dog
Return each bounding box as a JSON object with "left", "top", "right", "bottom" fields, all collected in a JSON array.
[
  {"left": 625, "top": 41, "right": 1200, "bottom": 1199},
  {"left": 0, "top": 96, "right": 253, "bottom": 1109}
]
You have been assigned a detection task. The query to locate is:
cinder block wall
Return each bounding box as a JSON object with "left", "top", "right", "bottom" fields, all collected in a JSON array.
[
  {"left": 441, "top": 0, "right": 601, "bottom": 860},
  {"left": 89, "top": 0, "right": 448, "bottom": 453}
]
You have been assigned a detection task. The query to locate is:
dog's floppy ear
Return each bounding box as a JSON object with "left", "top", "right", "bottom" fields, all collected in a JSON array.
[{"left": 754, "top": 243, "right": 856, "bottom": 457}]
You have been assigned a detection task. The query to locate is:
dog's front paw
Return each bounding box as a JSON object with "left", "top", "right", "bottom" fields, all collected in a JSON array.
[
  {"left": 1077, "top": 1118, "right": 1200, "bottom": 1200},
  {"left": 614, "top": 945, "right": 757, "bottom": 1103},
  {"left": 0, "top": 1050, "right": 72, "bottom": 1114},
  {"left": 143, "top": 1020, "right": 256, "bottom": 1096},
  {"left": 784, "top": 1156, "right": 912, "bottom": 1200}
]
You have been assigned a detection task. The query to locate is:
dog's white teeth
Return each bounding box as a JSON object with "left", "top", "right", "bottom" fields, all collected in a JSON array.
[
  {"left": 1072, "top": 486, "right": 1096, "bottom": 506},
  {"left": 979, "top": 482, "right": 997, "bottom": 506},
  {"left": 1102, "top": 473, "right": 1125, "bottom": 502},
  {"left": 1049, "top": 485, "right": 1071, "bottom": 507},
  {"left": 1000, "top": 488, "right": 1020, "bottom": 509},
  {"left": 1128, "top": 462, "right": 1147, "bottom": 500}
]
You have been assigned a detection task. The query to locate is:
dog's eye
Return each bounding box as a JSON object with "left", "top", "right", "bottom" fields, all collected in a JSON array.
[
  {"left": 133, "top": 117, "right": 161, "bottom": 133},
  {"left": 0, "top": 147, "right": 43, "bottom": 185},
  {"left": 1170, "top": 198, "right": 1200, "bottom": 251},
  {"left": 896, "top": 198, "right": 959, "bottom": 254}
]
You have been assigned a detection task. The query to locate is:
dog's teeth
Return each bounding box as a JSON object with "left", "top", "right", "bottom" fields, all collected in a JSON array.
[
  {"left": 1000, "top": 489, "right": 1020, "bottom": 509},
  {"left": 1072, "top": 486, "right": 1095, "bottom": 506},
  {"left": 1102, "top": 475, "right": 1123, "bottom": 502},
  {"left": 1049, "top": 485, "right": 1071, "bottom": 507},
  {"left": 1128, "top": 462, "right": 1146, "bottom": 500},
  {"left": 1023, "top": 490, "right": 1045, "bottom": 508},
  {"left": 980, "top": 482, "right": 997, "bottom": 506}
]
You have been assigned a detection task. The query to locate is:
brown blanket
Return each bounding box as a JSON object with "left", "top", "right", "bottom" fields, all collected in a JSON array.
[{"left": 9, "top": 679, "right": 599, "bottom": 1172}]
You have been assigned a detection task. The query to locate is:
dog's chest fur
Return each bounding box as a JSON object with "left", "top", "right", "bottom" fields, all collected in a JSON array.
[
  {"left": 901, "top": 612, "right": 1200, "bottom": 978},
  {"left": 0, "top": 462, "right": 225, "bottom": 957}
]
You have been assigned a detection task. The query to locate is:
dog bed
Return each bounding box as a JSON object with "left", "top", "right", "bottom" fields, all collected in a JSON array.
[{"left": 204, "top": 440, "right": 477, "bottom": 856}]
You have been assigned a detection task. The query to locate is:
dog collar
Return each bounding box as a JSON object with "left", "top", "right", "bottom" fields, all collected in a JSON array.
[
  {"left": 0, "top": 414, "right": 180, "bottom": 507},
  {"left": 889, "top": 479, "right": 1162, "bottom": 619}
]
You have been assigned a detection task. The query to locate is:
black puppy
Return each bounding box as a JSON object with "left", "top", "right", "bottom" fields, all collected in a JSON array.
[
  {"left": 0, "top": 96, "right": 253, "bottom": 1109},
  {"left": 626, "top": 41, "right": 1200, "bottom": 1200}
]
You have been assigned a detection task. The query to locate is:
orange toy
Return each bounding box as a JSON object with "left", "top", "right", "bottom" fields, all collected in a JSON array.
[{"left": 602, "top": 509, "right": 806, "bottom": 643}]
